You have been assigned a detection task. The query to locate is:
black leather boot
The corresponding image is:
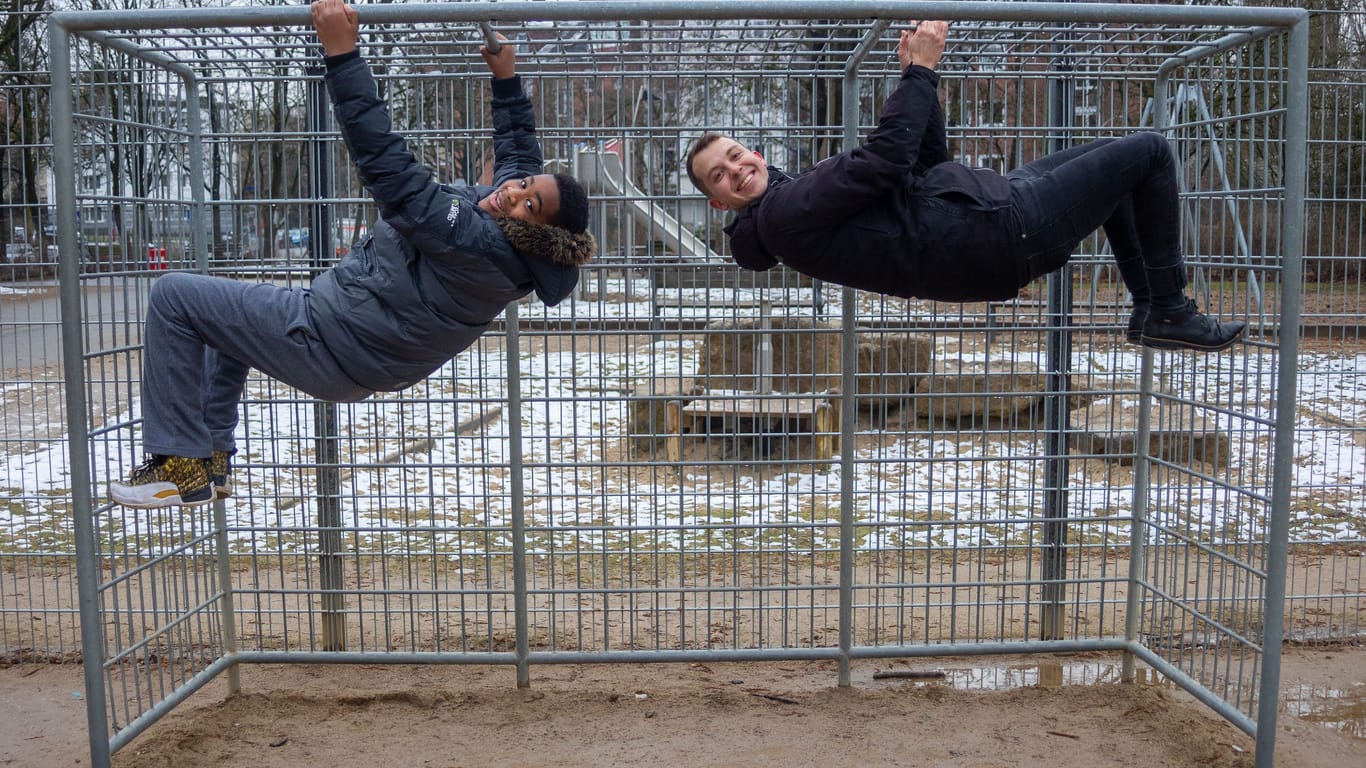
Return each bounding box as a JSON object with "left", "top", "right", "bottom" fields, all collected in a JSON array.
[
  {"left": 1126, "top": 304, "right": 1148, "bottom": 345},
  {"left": 1141, "top": 299, "right": 1246, "bottom": 352}
]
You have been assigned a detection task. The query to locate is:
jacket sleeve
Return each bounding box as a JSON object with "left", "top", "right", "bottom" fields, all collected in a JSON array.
[
  {"left": 915, "top": 95, "right": 950, "bottom": 172},
  {"left": 489, "top": 76, "right": 545, "bottom": 184},
  {"left": 325, "top": 55, "right": 489, "bottom": 254},
  {"left": 757, "top": 66, "right": 942, "bottom": 228}
]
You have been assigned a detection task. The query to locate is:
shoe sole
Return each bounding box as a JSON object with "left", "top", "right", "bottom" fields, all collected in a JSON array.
[
  {"left": 109, "top": 491, "right": 215, "bottom": 509},
  {"left": 107, "top": 478, "right": 213, "bottom": 508},
  {"left": 1140, "top": 324, "right": 1247, "bottom": 352}
]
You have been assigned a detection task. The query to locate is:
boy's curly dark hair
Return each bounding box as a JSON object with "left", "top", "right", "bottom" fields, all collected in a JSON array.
[{"left": 552, "top": 173, "right": 590, "bottom": 234}]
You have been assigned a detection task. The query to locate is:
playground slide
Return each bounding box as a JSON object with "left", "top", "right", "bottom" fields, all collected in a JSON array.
[{"left": 574, "top": 148, "right": 719, "bottom": 261}]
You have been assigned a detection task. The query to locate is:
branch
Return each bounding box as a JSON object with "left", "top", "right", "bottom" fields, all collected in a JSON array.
[{"left": 0, "top": 0, "right": 50, "bottom": 57}]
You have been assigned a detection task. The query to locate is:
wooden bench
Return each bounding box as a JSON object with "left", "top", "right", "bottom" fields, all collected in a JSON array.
[{"left": 664, "top": 391, "right": 840, "bottom": 461}]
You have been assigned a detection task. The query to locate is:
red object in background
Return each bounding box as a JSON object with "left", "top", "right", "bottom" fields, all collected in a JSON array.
[{"left": 148, "top": 245, "right": 167, "bottom": 270}]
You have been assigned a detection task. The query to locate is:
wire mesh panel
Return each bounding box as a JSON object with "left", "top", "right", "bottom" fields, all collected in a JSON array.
[
  {"left": 0, "top": 7, "right": 84, "bottom": 664},
  {"left": 1131, "top": 34, "right": 1299, "bottom": 725},
  {"left": 1287, "top": 7, "right": 1366, "bottom": 644},
  {"left": 49, "top": 29, "right": 236, "bottom": 754},
  {"left": 44, "top": 3, "right": 1315, "bottom": 766}
]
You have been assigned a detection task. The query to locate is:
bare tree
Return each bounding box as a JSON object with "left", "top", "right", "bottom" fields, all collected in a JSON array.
[{"left": 1, "top": 0, "right": 51, "bottom": 245}]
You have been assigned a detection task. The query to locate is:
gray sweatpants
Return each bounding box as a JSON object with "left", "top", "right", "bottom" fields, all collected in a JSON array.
[{"left": 141, "top": 272, "right": 373, "bottom": 458}]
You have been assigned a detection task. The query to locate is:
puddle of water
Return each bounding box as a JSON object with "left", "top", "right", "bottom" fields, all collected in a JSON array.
[
  {"left": 1280, "top": 682, "right": 1366, "bottom": 740},
  {"left": 862, "top": 659, "right": 1140, "bottom": 691},
  {"left": 937, "top": 661, "right": 1129, "bottom": 690},
  {"left": 864, "top": 659, "right": 1365, "bottom": 741}
]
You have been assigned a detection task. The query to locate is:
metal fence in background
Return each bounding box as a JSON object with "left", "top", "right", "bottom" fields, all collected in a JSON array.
[
  {"left": 1285, "top": 6, "right": 1366, "bottom": 652},
  {"left": 1, "top": 2, "right": 1359, "bottom": 768},
  {"left": 1, "top": 2, "right": 83, "bottom": 666}
]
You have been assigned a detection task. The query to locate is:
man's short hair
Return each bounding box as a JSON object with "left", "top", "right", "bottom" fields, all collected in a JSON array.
[
  {"left": 684, "top": 132, "right": 727, "bottom": 198},
  {"left": 552, "top": 173, "right": 590, "bottom": 234}
]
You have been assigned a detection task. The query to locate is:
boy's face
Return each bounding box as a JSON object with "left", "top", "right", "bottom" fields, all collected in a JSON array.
[
  {"left": 691, "top": 137, "right": 768, "bottom": 211},
  {"left": 479, "top": 174, "right": 561, "bottom": 226}
]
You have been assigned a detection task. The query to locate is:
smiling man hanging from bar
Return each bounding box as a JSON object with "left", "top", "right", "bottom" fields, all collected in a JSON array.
[{"left": 686, "top": 20, "right": 1245, "bottom": 354}]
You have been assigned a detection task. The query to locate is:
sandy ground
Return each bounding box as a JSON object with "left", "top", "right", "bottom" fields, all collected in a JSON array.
[{"left": 1, "top": 646, "right": 1362, "bottom": 768}]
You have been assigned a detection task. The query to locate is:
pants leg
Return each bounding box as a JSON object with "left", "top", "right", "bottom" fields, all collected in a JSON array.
[
  {"left": 1008, "top": 139, "right": 1149, "bottom": 304},
  {"left": 1007, "top": 132, "right": 1186, "bottom": 303},
  {"left": 203, "top": 347, "right": 250, "bottom": 456},
  {"left": 141, "top": 272, "right": 371, "bottom": 458}
]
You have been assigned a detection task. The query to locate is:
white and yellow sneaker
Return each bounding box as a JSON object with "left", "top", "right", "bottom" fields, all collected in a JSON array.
[{"left": 109, "top": 455, "right": 214, "bottom": 509}]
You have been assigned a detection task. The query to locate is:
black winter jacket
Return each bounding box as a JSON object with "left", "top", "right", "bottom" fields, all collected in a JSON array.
[
  {"left": 725, "top": 66, "right": 1026, "bottom": 303},
  {"left": 310, "top": 55, "right": 590, "bottom": 392}
]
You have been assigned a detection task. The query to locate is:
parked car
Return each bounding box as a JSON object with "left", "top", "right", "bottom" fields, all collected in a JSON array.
[
  {"left": 3, "top": 240, "right": 55, "bottom": 281},
  {"left": 273, "top": 227, "right": 311, "bottom": 261},
  {"left": 77, "top": 237, "right": 117, "bottom": 274}
]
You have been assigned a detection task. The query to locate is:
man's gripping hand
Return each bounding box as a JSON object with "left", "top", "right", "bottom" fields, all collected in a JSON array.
[
  {"left": 312, "top": 0, "right": 360, "bottom": 57},
  {"left": 899, "top": 20, "right": 949, "bottom": 72}
]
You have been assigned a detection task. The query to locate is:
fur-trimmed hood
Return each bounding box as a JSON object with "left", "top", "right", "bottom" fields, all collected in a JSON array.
[
  {"left": 491, "top": 216, "right": 595, "bottom": 306},
  {"left": 495, "top": 217, "right": 596, "bottom": 267}
]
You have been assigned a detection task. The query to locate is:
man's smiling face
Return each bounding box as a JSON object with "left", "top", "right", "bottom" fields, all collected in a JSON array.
[{"left": 691, "top": 137, "right": 769, "bottom": 211}]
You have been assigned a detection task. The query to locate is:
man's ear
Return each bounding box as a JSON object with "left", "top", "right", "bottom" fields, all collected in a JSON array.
[
  {"left": 753, "top": 151, "right": 764, "bottom": 162},
  {"left": 708, "top": 199, "right": 729, "bottom": 211}
]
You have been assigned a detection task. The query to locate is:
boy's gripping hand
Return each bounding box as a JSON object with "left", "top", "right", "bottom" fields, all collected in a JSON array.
[
  {"left": 480, "top": 33, "right": 517, "bottom": 79},
  {"left": 311, "top": 0, "right": 360, "bottom": 57}
]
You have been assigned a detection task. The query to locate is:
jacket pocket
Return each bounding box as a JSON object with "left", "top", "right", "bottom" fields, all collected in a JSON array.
[
  {"left": 931, "top": 190, "right": 989, "bottom": 208},
  {"left": 913, "top": 198, "right": 1021, "bottom": 302},
  {"left": 285, "top": 292, "right": 322, "bottom": 343}
]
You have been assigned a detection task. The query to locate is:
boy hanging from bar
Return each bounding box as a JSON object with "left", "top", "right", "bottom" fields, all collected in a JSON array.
[{"left": 111, "top": 0, "right": 595, "bottom": 507}]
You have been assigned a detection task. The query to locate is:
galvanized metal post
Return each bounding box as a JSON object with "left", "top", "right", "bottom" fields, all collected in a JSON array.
[
  {"left": 307, "top": 64, "right": 346, "bottom": 652},
  {"left": 837, "top": 20, "right": 890, "bottom": 687},
  {"left": 1039, "top": 23, "right": 1077, "bottom": 643},
  {"left": 507, "top": 301, "right": 531, "bottom": 687},
  {"left": 48, "top": 19, "right": 115, "bottom": 768},
  {"left": 184, "top": 70, "right": 242, "bottom": 694},
  {"left": 1255, "top": 13, "right": 1310, "bottom": 768},
  {"left": 1123, "top": 64, "right": 1169, "bottom": 683}
]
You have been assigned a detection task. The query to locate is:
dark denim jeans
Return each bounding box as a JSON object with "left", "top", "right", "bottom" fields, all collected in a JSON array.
[
  {"left": 1006, "top": 131, "right": 1187, "bottom": 304},
  {"left": 141, "top": 272, "right": 372, "bottom": 458}
]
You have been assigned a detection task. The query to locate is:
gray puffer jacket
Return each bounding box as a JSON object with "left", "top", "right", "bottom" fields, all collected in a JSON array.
[{"left": 310, "top": 55, "right": 591, "bottom": 392}]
